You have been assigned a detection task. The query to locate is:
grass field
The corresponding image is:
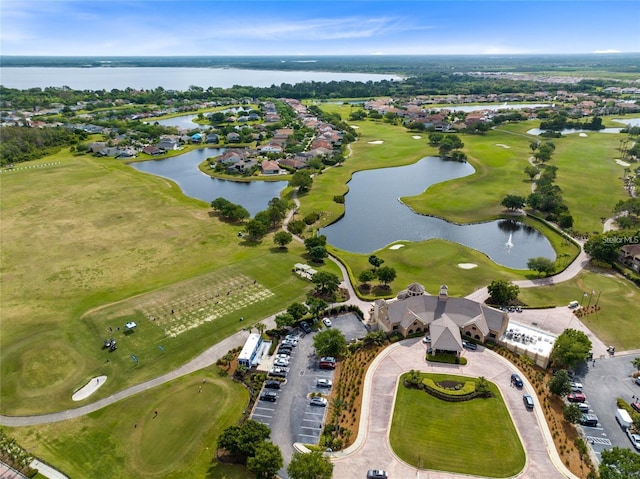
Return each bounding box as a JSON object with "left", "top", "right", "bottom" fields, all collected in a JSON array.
[
  {"left": 390, "top": 372, "right": 525, "bottom": 477},
  {"left": 518, "top": 269, "right": 640, "bottom": 350},
  {"left": 0, "top": 153, "right": 316, "bottom": 414},
  {"left": 8, "top": 369, "right": 251, "bottom": 479}
]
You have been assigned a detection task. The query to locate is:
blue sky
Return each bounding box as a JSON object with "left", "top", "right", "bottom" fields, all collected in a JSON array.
[{"left": 1, "top": 1, "right": 639, "bottom": 56}]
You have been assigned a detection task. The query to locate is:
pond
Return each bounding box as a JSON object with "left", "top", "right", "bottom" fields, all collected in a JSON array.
[
  {"left": 319, "top": 157, "right": 556, "bottom": 269},
  {"left": 129, "top": 148, "right": 287, "bottom": 216}
]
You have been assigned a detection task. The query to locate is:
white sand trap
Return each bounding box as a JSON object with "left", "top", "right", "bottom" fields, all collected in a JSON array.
[
  {"left": 495, "top": 144, "right": 511, "bottom": 149},
  {"left": 350, "top": 125, "right": 360, "bottom": 129},
  {"left": 579, "top": 133, "right": 588, "bottom": 137},
  {"left": 412, "top": 135, "right": 422, "bottom": 139},
  {"left": 72, "top": 375, "right": 107, "bottom": 401},
  {"left": 389, "top": 244, "right": 405, "bottom": 250},
  {"left": 458, "top": 263, "right": 478, "bottom": 269},
  {"left": 616, "top": 159, "right": 631, "bottom": 167},
  {"left": 367, "top": 140, "right": 384, "bottom": 144}
]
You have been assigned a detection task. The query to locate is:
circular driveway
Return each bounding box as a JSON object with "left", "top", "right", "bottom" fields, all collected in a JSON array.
[{"left": 331, "top": 339, "right": 578, "bottom": 479}]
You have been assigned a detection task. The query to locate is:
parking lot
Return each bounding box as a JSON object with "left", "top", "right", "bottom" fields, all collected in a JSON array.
[
  {"left": 249, "top": 313, "right": 369, "bottom": 477},
  {"left": 573, "top": 354, "right": 640, "bottom": 457}
]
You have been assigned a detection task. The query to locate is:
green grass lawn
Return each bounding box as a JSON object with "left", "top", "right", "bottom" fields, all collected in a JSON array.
[
  {"left": 9, "top": 369, "right": 251, "bottom": 479},
  {"left": 390, "top": 373, "right": 525, "bottom": 477},
  {"left": 0, "top": 153, "right": 316, "bottom": 414},
  {"left": 518, "top": 269, "right": 640, "bottom": 350}
]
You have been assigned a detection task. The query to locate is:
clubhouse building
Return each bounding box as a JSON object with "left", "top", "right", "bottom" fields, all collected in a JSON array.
[{"left": 372, "top": 283, "right": 510, "bottom": 353}]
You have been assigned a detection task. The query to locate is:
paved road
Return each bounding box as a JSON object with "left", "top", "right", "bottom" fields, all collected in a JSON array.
[{"left": 331, "top": 339, "right": 579, "bottom": 479}]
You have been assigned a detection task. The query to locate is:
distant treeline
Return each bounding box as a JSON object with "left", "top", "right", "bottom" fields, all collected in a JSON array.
[
  {"left": 0, "top": 73, "right": 619, "bottom": 110},
  {"left": 0, "top": 126, "right": 85, "bottom": 166},
  {"left": 3, "top": 53, "right": 640, "bottom": 74}
]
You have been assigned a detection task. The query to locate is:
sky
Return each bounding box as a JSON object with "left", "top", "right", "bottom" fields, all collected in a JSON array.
[{"left": 1, "top": 0, "right": 639, "bottom": 57}]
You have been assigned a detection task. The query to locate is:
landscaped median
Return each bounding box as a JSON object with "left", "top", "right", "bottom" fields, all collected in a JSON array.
[{"left": 390, "top": 372, "right": 525, "bottom": 477}]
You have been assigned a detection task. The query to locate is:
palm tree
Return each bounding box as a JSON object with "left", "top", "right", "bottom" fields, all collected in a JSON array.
[
  {"left": 255, "top": 322, "right": 266, "bottom": 337},
  {"left": 631, "top": 357, "right": 640, "bottom": 372}
]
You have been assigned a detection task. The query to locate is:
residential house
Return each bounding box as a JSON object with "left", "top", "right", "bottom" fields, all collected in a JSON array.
[
  {"left": 280, "top": 157, "right": 308, "bottom": 170},
  {"left": 206, "top": 133, "right": 220, "bottom": 144},
  {"left": 191, "top": 133, "right": 203, "bottom": 143},
  {"left": 226, "top": 132, "right": 241, "bottom": 143},
  {"left": 372, "top": 283, "right": 509, "bottom": 353},
  {"left": 158, "top": 138, "right": 180, "bottom": 151},
  {"left": 261, "top": 160, "right": 282, "bottom": 175},
  {"left": 258, "top": 142, "right": 283, "bottom": 154},
  {"left": 142, "top": 146, "right": 164, "bottom": 156}
]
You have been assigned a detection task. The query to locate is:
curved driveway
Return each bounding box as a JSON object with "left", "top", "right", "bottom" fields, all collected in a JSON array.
[{"left": 331, "top": 339, "right": 578, "bottom": 479}]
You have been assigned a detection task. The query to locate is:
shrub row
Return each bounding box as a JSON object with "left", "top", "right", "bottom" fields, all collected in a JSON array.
[
  {"left": 422, "top": 378, "right": 476, "bottom": 396},
  {"left": 426, "top": 354, "right": 468, "bottom": 365}
]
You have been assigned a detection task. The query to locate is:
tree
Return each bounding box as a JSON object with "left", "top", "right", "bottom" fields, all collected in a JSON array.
[
  {"left": 287, "top": 450, "right": 334, "bottom": 479},
  {"left": 438, "top": 134, "right": 464, "bottom": 158},
  {"left": 368, "top": 255, "right": 384, "bottom": 272},
  {"left": 632, "top": 357, "right": 640, "bottom": 372},
  {"left": 287, "top": 219, "right": 305, "bottom": 235},
  {"left": 487, "top": 280, "right": 519, "bottom": 305},
  {"left": 550, "top": 329, "right": 592, "bottom": 369},
  {"left": 548, "top": 369, "right": 572, "bottom": 396},
  {"left": 304, "top": 235, "right": 327, "bottom": 250},
  {"left": 376, "top": 265, "right": 396, "bottom": 287},
  {"left": 313, "top": 328, "right": 347, "bottom": 357},
  {"left": 501, "top": 195, "right": 527, "bottom": 211},
  {"left": 289, "top": 170, "right": 313, "bottom": 193},
  {"left": 217, "top": 420, "right": 271, "bottom": 459},
  {"left": 287, "top": 302, "right": 308, "bottom": 321},
  {"left": 274, "top": 312, "right": 295, "bottom": 328},
  {"left": 358, "top": 269, "right": 375, "bottom": 289},
  {"left": 562, "top": 403, "right": 583, "bottom": 424},
  {"left": 255, "top": 322, "right": 266, "bottom": 336},
  {"left": 305, "top": 296, "right": 327, "bottom": 318},
  {"left": 246, "top": 441, "right": 283, "bottom": 479},
  {"left": 599, "top": 447, "right": 640, "bottom": 479},
  {"left": 245, "top": 219, "right": 268, "bottom": 240},
  {"left": 273, "top": 231, "right": 292, "bottom": 249},
  {"left": 527, "top": 256, "right": 555, "bottom": 276},
  {"left": 524, "top": 165, "right": 540, "bottom": 180},
  {"left": 311, "top": 271, "right": 341, "bottom": 296},
  {"left": 308, "top": 245, "right": 328, "bottom": 263}
]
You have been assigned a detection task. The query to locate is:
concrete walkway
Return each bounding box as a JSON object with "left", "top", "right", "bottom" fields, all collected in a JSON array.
[
  {"left": 331, "top": 339, "right": 579, "bottom": 479},
  {"left": 29, "top": 459, "right": 70, "bottom": 479}
]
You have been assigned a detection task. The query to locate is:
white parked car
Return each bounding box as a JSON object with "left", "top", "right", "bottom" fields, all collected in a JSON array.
[
  {"left": 316, "top": 378, "right": 332, "bottom": 388},
  {"left": 274, "top": 358, "right": 289, "bottom": 367},
  {"left": 627, "top": 429, "right": 640, "bottom": 451},
  {"left": 422, "top": 335, "right": 431, "bottom": 343},
  {"left": 322, "top": 317, "right": 332, "bottom": 327},
  {"left": 310, "top": 397, "right": 328, "bottom": 407}
]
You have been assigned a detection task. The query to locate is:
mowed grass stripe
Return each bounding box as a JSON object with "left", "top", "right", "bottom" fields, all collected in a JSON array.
[{"left": 390, "top": 373, "right": 525, "bottom": 477}]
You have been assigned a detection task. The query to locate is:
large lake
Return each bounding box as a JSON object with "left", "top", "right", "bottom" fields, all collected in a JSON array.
[
  {"left": 130, "top": 148, "right": 287, "bottom": 217},
  {"left": 320, "top": 156, "right": 555, "bottom": 269},
  {"left": 132, "top": 147, "right": 556, "bottom": 269},
  {"left": 0, "top": 67, "right": 400, "bottom": 90}
]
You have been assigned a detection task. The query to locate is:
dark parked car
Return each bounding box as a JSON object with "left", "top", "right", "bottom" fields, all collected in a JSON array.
[
  {"left": 580, "top": 414, "right": 598, "bottom": 427},
  {"left": 264, "top": 380, "right": 281, "bottom": 390},
  {"left": 366, "top": 471, "right": 388, "bottom": 479},
  {"left": 260, "top": 391, "right": 277, "bottom": 402},
  {"left": 300, "top": 321, "right": 312, "bottom": 333},
  {"left": 511, "top": 373, "right": 523, "bottom": 389},
  {"left": 523, "top": 394, "right": 534, "bottom": 410},
  {"left": 462, "top": 340, "right": 477, "bottom": 350}
]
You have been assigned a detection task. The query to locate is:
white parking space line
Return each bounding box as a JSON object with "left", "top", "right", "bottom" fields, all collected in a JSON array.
[
  {"left": 305, "top": 411, "right": 325, "bottom": 417},
  {"left": 301, "top": 425, "right": 321, "bottom": 430},
  {"left": 252, "top": 413, "right": 273, "bottom": 419},
  {"left": 298, "top": 433, "right": 320, "bottom": 439},
  {"left": 254, "top": 406, "right": 276, "bottom": 412},
  {"left": 302, "top": 418, "right": 320, "bottom": 422}
]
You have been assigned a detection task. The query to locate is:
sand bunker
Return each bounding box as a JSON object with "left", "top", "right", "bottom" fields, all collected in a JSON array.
[
  {"left": 616, "top": 159, "right": 631, "bottom": 167},
  {"left": 495, "top": 144, "right": 511, "bottom": 149},
  {"left": 412, "top": 135, "right": 422, "bottom": 139},
  {"left": 73, "top": 375, "right": 107, "bottom": 401},
  {"left": 389, "top": 244, "right": 405, "bottom": 250},
  {"left": 367, "top": 140, "right": 384, "bottom": 144},
  {"left": 458, "top": 263, "right": 478, "bottom": 269},
  {"left": 579, "top": 133, "right": 588, "bottom": 137},
  {"left": 350, "top": 125, "right": 360, "bottom": 129}
]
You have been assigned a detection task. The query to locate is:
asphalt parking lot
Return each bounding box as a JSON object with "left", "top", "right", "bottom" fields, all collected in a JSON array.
[
  {"left": 249, "top": 313, "right": 369, "bottom": 478},
  {"left": 575, "top": 353, "right": 640, "bottom": 458}
]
